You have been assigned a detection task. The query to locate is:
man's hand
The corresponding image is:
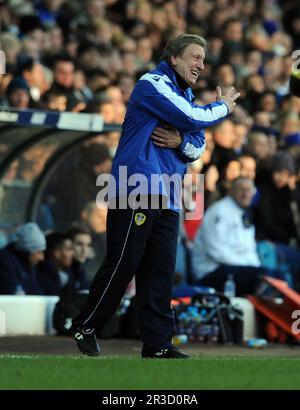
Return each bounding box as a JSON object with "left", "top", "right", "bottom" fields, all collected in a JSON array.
[
  {"left": 151, "top": 126, "right": 182, "bottom": 148},
  {"left": 216, "top": 86, "right": 240, "bottom": 113}
]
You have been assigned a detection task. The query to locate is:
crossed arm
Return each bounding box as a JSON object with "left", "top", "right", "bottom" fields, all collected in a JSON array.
[
  {"left": 151, "top": 126, "right": 205, "bottom": 163},
  {"left": 150, "top": 86, "right": 239, "bottom": 162},
  {"left": 151, "top": 126, "right": 182, "bottom": 149}
]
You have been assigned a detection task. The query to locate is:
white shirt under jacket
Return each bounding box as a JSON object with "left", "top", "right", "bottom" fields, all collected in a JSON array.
[{"left": 193, "top": 196, "right": 261, "bottom": 280}]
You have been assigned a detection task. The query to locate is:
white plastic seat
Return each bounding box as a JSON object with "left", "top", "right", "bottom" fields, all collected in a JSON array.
[
  {"left": 0, "top": 295, "right": 60, "bottom": 336},
  {"left": 0, "top": 295, "right": 47, "bottom": 336}
]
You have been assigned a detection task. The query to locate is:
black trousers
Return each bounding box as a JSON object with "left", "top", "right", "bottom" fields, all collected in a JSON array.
[
  {"left": 197, "top": 264, "right": 285, "bottom": 296},
  {"left": 72, "top": 205, "right": 179, "bottom": 356}
]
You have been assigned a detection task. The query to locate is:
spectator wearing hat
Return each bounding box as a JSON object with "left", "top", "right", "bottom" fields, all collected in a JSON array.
[
  {"left": 0, "top": 223, "right": 46, "bottom": 294},
  {"left": 6, "top": 76, "right": 30, "bottom": 109}
]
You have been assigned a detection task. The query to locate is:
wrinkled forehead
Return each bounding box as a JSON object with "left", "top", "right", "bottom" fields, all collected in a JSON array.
[{"left": 181, "top": 43, "right": 206, "bottom": 59}]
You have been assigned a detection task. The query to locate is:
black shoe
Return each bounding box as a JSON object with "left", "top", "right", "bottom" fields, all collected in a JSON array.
[
  {"left": 73, "top": 328, "right": 100, "bottom": 357},
  {"left": 143, "top": 346, "right": 190, "bottom": 359}
]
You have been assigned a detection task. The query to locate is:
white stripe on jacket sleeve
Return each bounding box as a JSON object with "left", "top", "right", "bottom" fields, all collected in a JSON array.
[
  {"left": 181, "top": 140, "right": 206, "bottom": 160},
  {"left": 140, "top": 73, "right": 228, "bottom": 125}
]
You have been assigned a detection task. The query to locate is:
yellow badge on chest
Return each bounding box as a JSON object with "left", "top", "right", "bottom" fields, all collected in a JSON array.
[{"left": 134, "top": 213, "right": 146, "bottom": 226}]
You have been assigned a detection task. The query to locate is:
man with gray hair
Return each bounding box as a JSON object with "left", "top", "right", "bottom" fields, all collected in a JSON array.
[
  {"left": 193, "top": 177, "right": 285, "bottom": 295},
  {"left": 72, "top": 34, "right": 239, "bottom": 358}
]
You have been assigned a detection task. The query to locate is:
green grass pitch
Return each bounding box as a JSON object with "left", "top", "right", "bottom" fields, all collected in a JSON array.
[{"left": 1, "top": 355, "right": 300, "bottom": 389}]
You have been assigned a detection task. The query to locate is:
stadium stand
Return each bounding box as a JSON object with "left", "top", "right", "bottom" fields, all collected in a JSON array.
[{"left": 1, "top": 0, "right": 300, "bottom": 342}]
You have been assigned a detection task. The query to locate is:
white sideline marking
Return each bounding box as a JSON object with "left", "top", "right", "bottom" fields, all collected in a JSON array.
[
  {"left": 0, "top": 355, "right": 93, "bottom": 360},
  {"left": 0, "top": 355, "right": 35, "bottom": 359}
]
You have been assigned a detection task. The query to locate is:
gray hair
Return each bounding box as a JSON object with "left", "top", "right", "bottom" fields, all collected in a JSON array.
[{"left": 161, "top": 34, "right": 206, "bottom": 63}]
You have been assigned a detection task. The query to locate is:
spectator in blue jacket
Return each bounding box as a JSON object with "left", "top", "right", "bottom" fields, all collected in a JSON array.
[
  {"left": 0, "top": 223, "right": 46, "bottom": 295},
  {"left": 72, "top": 33, "right": 239, "bottom": 359}
]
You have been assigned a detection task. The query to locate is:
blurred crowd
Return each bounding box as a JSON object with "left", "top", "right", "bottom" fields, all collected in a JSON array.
[
  {"left": 0, "top": 0, "right": 299, "bottom": 123},
  {"left": 1, "top": 0, "right": 300, "bottom": 295}
]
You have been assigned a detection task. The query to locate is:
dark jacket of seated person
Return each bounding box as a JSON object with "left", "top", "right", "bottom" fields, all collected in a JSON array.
[
  {"left": 0, "top": 223, "right": 46, "bottom": 295},
  {"left": 36, "top": 259, "right": 75, "bottom": 295}
]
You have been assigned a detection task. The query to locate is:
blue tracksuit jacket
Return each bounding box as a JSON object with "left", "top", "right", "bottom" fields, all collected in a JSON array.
[{"left": 110, "top": 60, "right": 229, "bottom": 210}]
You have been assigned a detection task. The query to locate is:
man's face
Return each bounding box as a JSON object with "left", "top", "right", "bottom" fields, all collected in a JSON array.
[
  {"left": 29, "top": 251, "right": 45, "bottom": 267},
  {"left": 231, "top": 179, "right": 255, "bottom": 208},
  {"left": 53, "top": 239, "right": 74, "bottom": 268},
  {"left": 170, "top": 43, "right": 205, "bottom": 87},
  {"left": 225, "top": 21, "right": 243, "bottom": 42},
  {"left": 272, "top": 170, "right": 290, "bottom": 189},
  {"left": 9, "top": 89, "right": 30, "bottom": 109},
  {"left": 225, "top": 160, "right": 241, "bottom": 181},
  {"left": 85, "top": 206, "right": 107, "bottom": 234},
  {"left": 48, "top": 95, "right": 67, "bottom": 111},
  {"left": 45, "top": 0, "right": 64, "bottom": 11},
  {"left": 234, "top": 123, "right": 248, "bottom": 148},
  {"left": 73, "top": 234, "right": 92, "bottom": 264},
  {"left": 251, "top": 134, "right": 269, "bottom": 159},
  {"left": 54, "top": 61, "right": 74, "bottom": 88},
  {"left": 239, "top": 156, "right": 256, "bottom": 180},
  {"left": 86, "top": 0, "right": 105, "bottom": 17},
  {"left": 217, "top": 64, "right": 235, "bottom": 87},
  {"left": 214, "top": 119, "right": 236, "bottom": 148},
  {"left": 23, "top": 63, "right": 45, "bottom": 88}
]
